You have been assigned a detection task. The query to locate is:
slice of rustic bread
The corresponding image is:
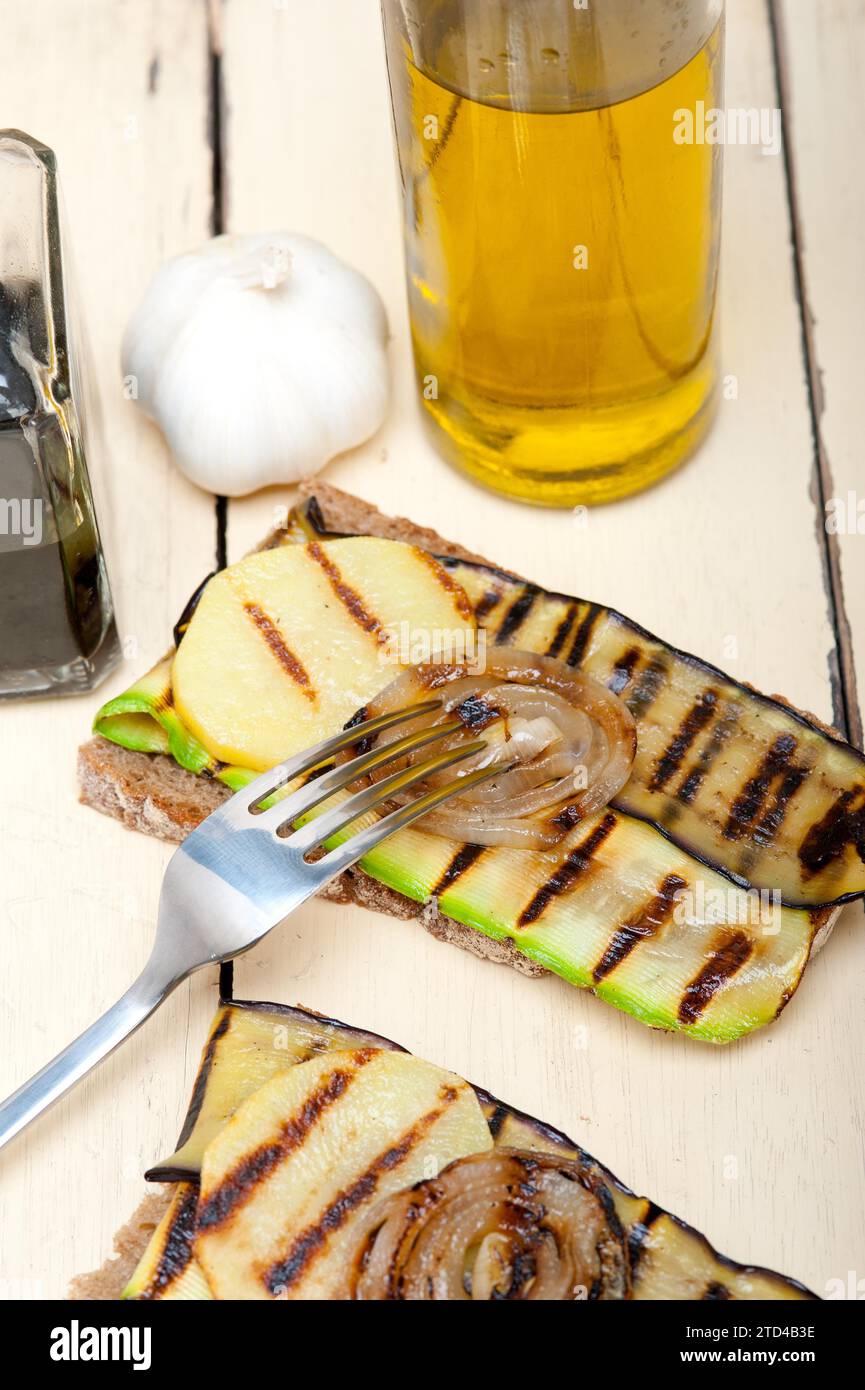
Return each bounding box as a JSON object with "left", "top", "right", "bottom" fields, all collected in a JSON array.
[
  {"left": 69, "top": 1189, "right": 172, "bottom": 1301},
  {"left": 77, "top": 481, "right": 545, "bottom": 980}
]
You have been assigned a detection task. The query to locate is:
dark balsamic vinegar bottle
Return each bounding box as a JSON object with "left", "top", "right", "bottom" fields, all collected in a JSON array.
[{"left": 0, "top": 131, "right": 119, "bottom": 697}]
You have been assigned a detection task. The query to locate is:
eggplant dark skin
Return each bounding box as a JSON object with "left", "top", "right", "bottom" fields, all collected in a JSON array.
[{"left": 173, "top": 571, "right": 217, "bottom": 648}]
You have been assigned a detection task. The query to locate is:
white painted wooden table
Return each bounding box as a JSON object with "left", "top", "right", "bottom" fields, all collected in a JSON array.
[{"left": 1, "top": 0, "right": 863, "bottom": 1300}]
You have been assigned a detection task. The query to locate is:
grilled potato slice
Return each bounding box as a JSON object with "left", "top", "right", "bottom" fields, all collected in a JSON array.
[
  {"left": 194, "top": 1047, "right": 492, "bottom": 1300},
  {"left": 172, "top": 538, "right": 476, "bottom": 771}
]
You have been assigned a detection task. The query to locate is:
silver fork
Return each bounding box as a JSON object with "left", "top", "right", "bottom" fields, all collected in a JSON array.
[{"left": 0, "top": 699, "right": 493, "bottom": 1152}]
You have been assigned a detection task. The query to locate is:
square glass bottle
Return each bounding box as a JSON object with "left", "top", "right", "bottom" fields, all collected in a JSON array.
[{"left": 0, "top": 130, "right": 119, "bottom": 697}]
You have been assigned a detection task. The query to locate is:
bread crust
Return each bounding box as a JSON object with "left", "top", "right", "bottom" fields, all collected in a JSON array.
[{"left": 69, "top": 1189, "right": 172, "bottom": 1301}]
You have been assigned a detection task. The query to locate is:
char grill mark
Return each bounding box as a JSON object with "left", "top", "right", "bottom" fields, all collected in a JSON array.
[
  {"left": 486, "top": 1104, "right": 509, "bottom": 1139},
  {"left": 798, "top": 787, "right": 865, "bottom": 878},
  {"left": 343, "top": 704, "right": 376, "bottom": 755},
  {"left": 517, "top": 813, "right": 618, "bottom": 928},
  {"left": 551, "top": 802, "right": 584, "bottom": 832},
  {"left": 625, "top": 655, "right": 667, "bottom": 719},
  {"left": 307, "top": 541, "right": 387, "bottom": 644},
  {"left": 592, "top": 873, "right": 687, "bottom": 983},
  {"left": 173, "top": 1009, "right": 231, "bottom": 1148},
  {"left": 262, "top": 1087, "right": 461, "bottom": 1296},
  {"left": 242, "top": 601, "right": 315, "bottom": 700},
  {"left": 545, "top": 603, "right": 579, "bottom": 659},
  {"left": 144, "top": 1008, "right": 233, "bottom": 1176},
  {"left": 415, "top": 549, "right": 474, "bottom": 622},
  {"left": 675, "top": 705, "right": 739, "bottom": 805},
  {"left": 141, "top": 1186, "right": 199, "bottom": 1299},
  {"left": 649, "top": 690, "right": 719, "bottom": 793},
  {"left": 430, "top": 843, "right": 486, "bottom": 898},
  {"left": 752, "top": 764, "right": 811, "bottom": 849},
  {"left": 722, "top": 734, "right": 799, "bottom": 842},
  {"left": 495, "top": 584, "right": 540, "bottom": 644},
  {"left": 153, "top": 685, "right": 174, "bottom": 713},
  {"left": 566, "top": 604, "right": 601, "bottom": 668},
  {"left": 607, "top": 646, "right": 640, "bottom": 696},
  {"left": 473, "top": 587, "right": 504, "bottom": 623},
  {"left": 702, "top": 1281, "right": 732, "bottom": 1299},
  {"left": 677, "top": 931, "right": 753, "bottom": 1025},
  {"left": 197, "top": 1052, "right": 376, "bottom": 1232}
]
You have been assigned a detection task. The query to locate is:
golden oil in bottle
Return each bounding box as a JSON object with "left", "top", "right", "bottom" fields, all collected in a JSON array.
[{"left": 384, "top": 1, "right": 725, "bottom": 506}]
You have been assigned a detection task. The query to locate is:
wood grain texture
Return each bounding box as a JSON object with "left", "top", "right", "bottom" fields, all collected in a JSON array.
[
  {"left": 0, "top": 0, "right": 218, "bottom": 1300},
  {"left": 0, "top": 0, "right": 861, "bottom": 1302}
]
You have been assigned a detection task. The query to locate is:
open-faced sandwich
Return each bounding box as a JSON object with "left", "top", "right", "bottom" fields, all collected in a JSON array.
[
  {"left": 78, "top": 484, "right": 865, "bottom": 1043},
  {"left": 71, "top": 997, "right": 817, "bottom": 1301}
]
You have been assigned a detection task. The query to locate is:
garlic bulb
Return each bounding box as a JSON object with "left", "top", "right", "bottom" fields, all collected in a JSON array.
[{"left": 121, "top": 232, "right": 389, "bottom": 496}]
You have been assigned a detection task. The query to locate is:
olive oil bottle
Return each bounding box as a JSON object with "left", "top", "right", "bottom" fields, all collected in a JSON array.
[{"left": 382, "top": 1, "right": 725, "bottom": 506}]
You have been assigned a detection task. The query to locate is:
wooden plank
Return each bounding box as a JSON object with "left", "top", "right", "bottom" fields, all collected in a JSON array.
[
  {"left": 773, "top": 0, "right": 865, "bottom": 746},
  {"left": 0, "top": 0, "right": 216, "bottom": 1299},
  {"left": 2, "top": 0, "right": 856, "bottom": 1303},
  {"left": 217, "top": 0, "right": 864, "bottom": 1299}
]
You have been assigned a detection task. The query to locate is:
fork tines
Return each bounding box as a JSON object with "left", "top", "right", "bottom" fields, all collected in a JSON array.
[{"left": 227, "top": 699, "right": 498, "bottom": 865}]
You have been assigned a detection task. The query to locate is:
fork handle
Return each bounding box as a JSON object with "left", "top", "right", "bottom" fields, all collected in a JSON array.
[{"left": 0, "top": 956, "right": 175, "bottom": 1153}]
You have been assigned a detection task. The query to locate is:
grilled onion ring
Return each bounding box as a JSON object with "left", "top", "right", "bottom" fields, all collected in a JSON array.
[
  {"left": 344, "top": 651, "right": 636, "bottom": 849},
  {"left": 343, "top": 1149, "right": 629, "bottom": 1301}
]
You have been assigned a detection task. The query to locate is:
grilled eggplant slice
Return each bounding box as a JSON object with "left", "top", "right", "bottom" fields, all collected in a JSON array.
[
  {"left": 194, "top": 1049, "right": 492, "bottom": 1300},
  {"left": 288, "top": 497, "right": 865, "bottom": 905},
  {"left": 439, "top": 556, "right": 865, "bottom": 908},
  {"left": 122, "top": 1184, "right": 213, "bottom": 1301},
  {"left": 125, "top": 1001, "right": 816, "bottom": 1301}
]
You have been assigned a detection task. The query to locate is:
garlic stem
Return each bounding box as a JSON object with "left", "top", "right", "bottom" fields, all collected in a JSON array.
[{"left": 229, "top": 242, "right": 292, "bottom": 292}]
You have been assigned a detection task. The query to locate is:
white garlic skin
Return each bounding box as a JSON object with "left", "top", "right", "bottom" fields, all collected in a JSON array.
[{"left": 122, "top": 232, "right": 390, "bottom": 496}]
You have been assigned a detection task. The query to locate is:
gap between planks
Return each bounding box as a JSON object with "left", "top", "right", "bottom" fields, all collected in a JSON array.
[
  {"left": 207, "top": 0, "right": 233, "bottom": 1000},
  {"left": 768, "top": 0, "right": 863, "bottom": 748}
]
